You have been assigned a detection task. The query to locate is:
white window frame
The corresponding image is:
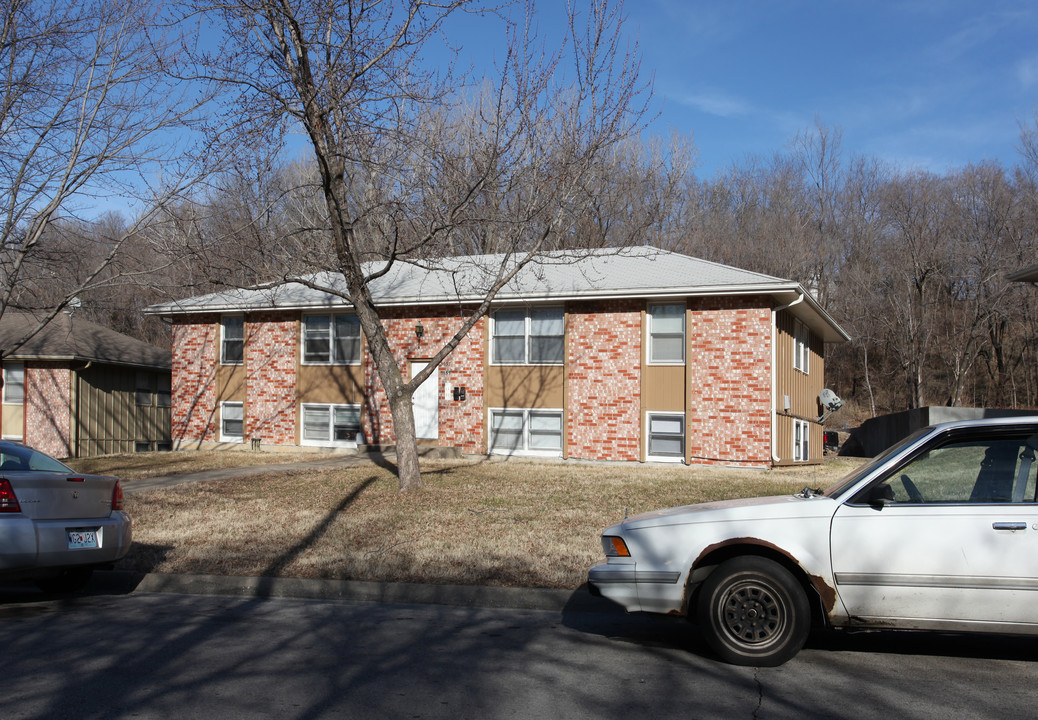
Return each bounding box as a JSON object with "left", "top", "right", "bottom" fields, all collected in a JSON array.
[
  {"left": 793, "top": 419, "right": 810, "bottom": 462},
  {"left": 300, "top": 403, "right": 363, "bottom": 447},
  {"left": 221, "top": 316, "right": 244, "bottom": 366},
  {"left": 490, "top": 307, "right": 565, "bottom": 366},
  {"left": 301, "top": 314, "right": 362, "bottom": 366},
  {"left": 793, "top": 319, "right": 810, "bottom": 374},
  {"left": 220, "top": 401, "right": 244, "bottom": 442},
  {"left": 646, "top": 411, "right": 685, "bottom": 462},
  {"left": 488, "top": 408, "right": 564, "bottom": 456},
  {"left": 648, "top": 303, "right": 686, "bottom": 365},
  {"left": 3, "top": 362, "right": 24, "bottom": 405}
]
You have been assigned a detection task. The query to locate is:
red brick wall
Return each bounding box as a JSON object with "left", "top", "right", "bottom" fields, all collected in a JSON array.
[
  {"left": 245, "top": 314, "right": 298, "bottom": 444},
  {"left": 566, "top": 299, "right": 642, "bottom": 462},
  {"left": 363, "top": 308, "right": 485, "bottom": 452},
  {"left": 24, "top": 363, "right": 72, "bottom": 457},
  {"left": 168, "top": 296, "right": 779, "bottom": 466},
  {"left": 687, "top": 297, "right": 772, "bottom": 467},
  {"left": 172, "top": 316, "right": 218, "bottom": 446}
]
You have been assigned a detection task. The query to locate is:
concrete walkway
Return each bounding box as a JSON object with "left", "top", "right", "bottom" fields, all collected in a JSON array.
[
  {"left": 121, "top": 453, "right": 386, "bottom": 493},
  {"left": 121, "top": 445, "right": 465, "bottom": 493}
]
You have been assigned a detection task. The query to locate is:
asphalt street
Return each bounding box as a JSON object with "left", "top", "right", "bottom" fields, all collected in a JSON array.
[{"left": 0, "top": 576, "right": 1036, "bottom": 720}]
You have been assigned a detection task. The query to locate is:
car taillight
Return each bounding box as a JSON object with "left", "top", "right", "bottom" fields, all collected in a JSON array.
[
  {"left": 0, "top": 478, "right": 21, "bottom": 512},
  {"left": 111, "top": 481, "right": 124, "bottom": 511}
]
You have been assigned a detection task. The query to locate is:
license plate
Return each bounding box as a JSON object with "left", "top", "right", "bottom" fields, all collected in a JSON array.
[{"left": 67, "top": 528, "right": 98, "bottom": 549}]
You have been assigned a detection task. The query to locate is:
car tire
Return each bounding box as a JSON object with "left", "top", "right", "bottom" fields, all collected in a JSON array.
[
  {"left": 696, "top": 556, "right": 810, "bottom": 667},
  {"left": 35, "top": 567, "right": 94, "bottom": 594}
]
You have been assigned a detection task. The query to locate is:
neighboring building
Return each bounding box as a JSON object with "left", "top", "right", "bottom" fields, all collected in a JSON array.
[
  {"left": 145, "top": 248, "right": 849, "bottom": 467},
  {"left": 0, "top": 311, "right": 172, "bottom": 458}
]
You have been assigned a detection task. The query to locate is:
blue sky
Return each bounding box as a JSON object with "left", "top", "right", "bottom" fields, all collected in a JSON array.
[
  {"left": 619, "top": 0, "right": 1038, "bottom": 177},
  {"left": 452, "top": 0, "right": 1032, "bottom": 178}
]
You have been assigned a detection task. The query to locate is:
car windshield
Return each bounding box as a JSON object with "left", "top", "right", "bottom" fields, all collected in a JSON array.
[
  {"left": 823, "top": 427, "right": 933, "bottom": 499},
  {"left": 0, "top": 443, "right": 72, "bottom": 473}
]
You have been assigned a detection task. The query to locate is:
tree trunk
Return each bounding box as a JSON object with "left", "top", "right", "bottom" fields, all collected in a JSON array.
[{"left": 388, "top": 388, "right": 422, "bottom": 491}]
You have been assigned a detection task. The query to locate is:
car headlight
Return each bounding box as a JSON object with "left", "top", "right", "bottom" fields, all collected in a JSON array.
[{"left": 602, "top": 535, "right": 631, "bottom": 557}]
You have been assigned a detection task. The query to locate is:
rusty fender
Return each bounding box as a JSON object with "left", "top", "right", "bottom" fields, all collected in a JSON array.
[{"left": 690, "top": 537, "right": 838, "bottom": 615}]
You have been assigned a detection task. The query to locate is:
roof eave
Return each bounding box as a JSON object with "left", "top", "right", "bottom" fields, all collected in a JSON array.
[{"left": 146, "top": 282, "right": 850, "bottom": 343}]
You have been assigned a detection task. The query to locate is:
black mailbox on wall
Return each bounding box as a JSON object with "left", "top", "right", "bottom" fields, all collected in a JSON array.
[{"left": 452, "top": 386, "right": 466, "bottom": 402}]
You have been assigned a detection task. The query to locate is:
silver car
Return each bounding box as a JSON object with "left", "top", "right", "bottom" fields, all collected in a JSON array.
[
  {"left": 0, "top": 440, "right": 131, "bottom": 592},
  {"left": 589, "top": 416, "right": 1038, "bottom": 666}
]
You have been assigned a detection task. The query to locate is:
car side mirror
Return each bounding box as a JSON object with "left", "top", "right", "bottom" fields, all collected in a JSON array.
[{"left": 861, "top": 483, "right": 894, "bottom": 509}]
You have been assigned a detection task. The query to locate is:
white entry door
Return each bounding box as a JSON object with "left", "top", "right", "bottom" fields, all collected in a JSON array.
[{"left": 411, "top": 361, "right": 439, "bottom": 440}]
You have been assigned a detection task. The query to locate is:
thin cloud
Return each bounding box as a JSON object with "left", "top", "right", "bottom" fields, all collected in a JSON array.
[{"left": 674, "top": 90, "right": 753, "bottom": 118}]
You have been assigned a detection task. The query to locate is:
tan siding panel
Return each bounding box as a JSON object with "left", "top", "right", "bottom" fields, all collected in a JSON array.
[
  {"left": 297, "top": 365, "right": 364, "bottom": 404},
  {"left": 2, "top": 404, "right": 22, "bottom": 438},
  {"left": 215, "top": 364, "right": 246, "bottom": 402},
  {"left": 774, "top": 311, "right": 825, "bottom": 464},
  {"left": 643, "top": 365, "right": 685, "bottom": 412},
  {"left": 486, "top": 366, "right": 564, "bottom": 408}
]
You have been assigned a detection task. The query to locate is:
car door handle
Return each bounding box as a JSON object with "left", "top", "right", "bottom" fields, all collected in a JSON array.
[{"left": 992, "top": 522, "right": 1027, "bottom": 531}]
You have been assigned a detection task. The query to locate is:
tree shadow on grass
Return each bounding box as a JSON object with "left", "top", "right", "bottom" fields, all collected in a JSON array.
[{"left": 255, "top": 475, "right": 379, "bottom": 589}]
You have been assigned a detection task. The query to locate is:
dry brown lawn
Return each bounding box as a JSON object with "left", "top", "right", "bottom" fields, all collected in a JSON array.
[
  {"left": 69, "top": 452, "right": 865, "bottom": 590},
  {"left": 69, "top": 449, "right": 342, "bottom": 480}
]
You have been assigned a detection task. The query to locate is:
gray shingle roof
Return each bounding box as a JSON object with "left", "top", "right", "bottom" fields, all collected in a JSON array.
[
  {"left": 145, "top": 247, "right": 849, "bottom": 342},
  {"left": 0, "top": 311, "right": 171, "bottom": 369}
]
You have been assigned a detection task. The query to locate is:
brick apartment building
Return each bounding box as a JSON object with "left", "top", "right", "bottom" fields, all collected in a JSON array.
[{"left": 146, "top": 248, "right": 848, "bottom": 467}]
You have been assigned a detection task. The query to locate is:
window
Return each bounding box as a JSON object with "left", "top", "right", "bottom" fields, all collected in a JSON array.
[
  {"left": 793, "top": 319, "right": 810, "bottom": 374},
  {"left": 220, "top": 402, "right": 244, "bottom": 442},
  {"left": 301, "top": 404, "right": 362, "bottom": 446},
  {"left": 156, "top": 375, "right": 171, "bottom": 407},
  {"left": 856, "top": 432, "right": 1038, "bottom": 505},
  {"left": 649, "top": 304, "right": 685, "bottom": 364},
  {"left": 793, "top": 419, "right": 810, "bottom": 462},
  {"left": 491, "top": 308, "right": 564, "bottom": 365},
  {"left": 303, "top": 315, "right": 361, "bottom": 364},
  {"left": 135, "top": 371, "right": 153, "bottom": 406},
  {"left": 3, "top": 363, "right": 24, "bottom": 405},
  {"left": 489, "top": 409, "right": 563, "bottom": 455},
  {"left": 221, "top": 316, "right": 244, "bottom": 365},
  {"left": 648, "top": 413, "right": 684, "bottom": 460}
]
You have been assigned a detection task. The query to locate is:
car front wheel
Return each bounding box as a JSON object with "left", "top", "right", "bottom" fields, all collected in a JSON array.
[{"left": 696, "top": 556, "right": 810, "bottom": 666}]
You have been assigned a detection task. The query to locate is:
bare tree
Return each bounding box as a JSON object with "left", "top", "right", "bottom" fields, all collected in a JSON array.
[
  {"left": 185, "top": 0, "right": 648, "bottom": 490},
  {"left": 0, "top": 0, "right": 209, "bottom": 353}
]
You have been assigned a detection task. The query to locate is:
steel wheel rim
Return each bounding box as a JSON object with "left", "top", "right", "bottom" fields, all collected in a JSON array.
[{"left": 719, "top": 579, "right": 786, "bottom": 648}]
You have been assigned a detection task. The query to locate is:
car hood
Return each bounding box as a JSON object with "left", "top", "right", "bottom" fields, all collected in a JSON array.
[{"left": 620, "top": 494, "right": 837, "bottom": 530}]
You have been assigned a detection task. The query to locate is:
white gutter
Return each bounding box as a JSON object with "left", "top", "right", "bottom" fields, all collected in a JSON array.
[{"left": 771, "top": 291, "right": 804, "bottom": 463}]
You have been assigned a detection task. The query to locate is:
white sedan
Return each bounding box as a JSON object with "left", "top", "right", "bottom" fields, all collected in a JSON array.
[
  {"left": 588, "top": 416, "right": 1038, "bottom": 665},
  {"left": 0, "top": 440, "right": 132, "bottom": 592}
]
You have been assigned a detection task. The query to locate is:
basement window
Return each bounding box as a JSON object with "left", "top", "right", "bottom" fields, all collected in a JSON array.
[
  {"left": 794, "top": 419, "right": 810, "bottom": 462},
  {"left": 489, "top": 408, "right": 563, "bottom": 456},
  {"left": 301, "top": 404, "right": 362, "bottom": 447},
  {"left": 220, "top": 402, "right": 244, "bottom": 442},
  {"left": 647, "top": 413, "right": 684, "bottom": 461}
]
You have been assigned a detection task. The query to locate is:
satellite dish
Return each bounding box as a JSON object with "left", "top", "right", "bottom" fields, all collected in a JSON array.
[
  {"left": 819, "top": 389, "right": 842, "bottom": 410},
  {"left": 817, "top": 389, "right": 844, "bottom": 423}
]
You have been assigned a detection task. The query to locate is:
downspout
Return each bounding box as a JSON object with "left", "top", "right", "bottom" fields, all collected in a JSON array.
[{"left": 771, "top": 293, "right": 804, "bottom": 463}]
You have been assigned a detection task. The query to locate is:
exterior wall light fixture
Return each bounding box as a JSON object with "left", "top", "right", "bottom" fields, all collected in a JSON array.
[{"left": 415, "top": 321, "right": 424, "bottom": 339}]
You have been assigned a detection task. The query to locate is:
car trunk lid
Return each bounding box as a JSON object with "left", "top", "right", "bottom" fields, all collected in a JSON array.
[{"left": 3, "top": 471, "right": 116, "bottom": 520}]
